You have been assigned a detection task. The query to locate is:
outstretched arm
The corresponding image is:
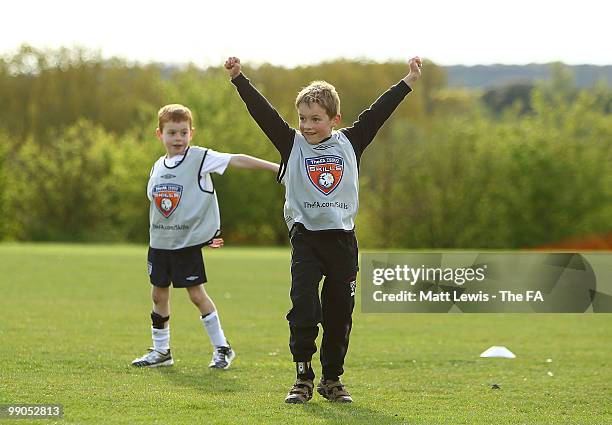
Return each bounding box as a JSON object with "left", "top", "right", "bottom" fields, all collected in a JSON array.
[
  {"left": 225, "top": 57, "right": 295, "bottom": 163},
  {"left": 228, "top": 154, "right": 280, "bottom": 173},
  {"left": 342, "top": 56, "right": 422, "bottom": 159}
]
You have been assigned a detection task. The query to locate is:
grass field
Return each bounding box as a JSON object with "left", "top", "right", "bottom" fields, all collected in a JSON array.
[{"left": 1, "top": 244, "right": 611, "bottom": 424}]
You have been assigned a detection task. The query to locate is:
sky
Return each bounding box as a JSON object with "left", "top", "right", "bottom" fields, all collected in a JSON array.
[{"left": 1, "top": 0, "right": 610, "bottom": 67}]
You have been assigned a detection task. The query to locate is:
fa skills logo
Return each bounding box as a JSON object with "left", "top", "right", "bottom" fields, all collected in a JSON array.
[
  {"left": 305, "top": 155, "right": 344, "bottom": 195},
  {"left": 152, "top": 184, "right": 183, "bottom": 218}
]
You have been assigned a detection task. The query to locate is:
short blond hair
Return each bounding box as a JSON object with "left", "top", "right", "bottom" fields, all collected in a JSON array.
[
  {"left": 157, "top": 104, "right": 193, "bottom": 132},
  {"left": 295, "top": 81, "right": 340, "bottom": 118}
]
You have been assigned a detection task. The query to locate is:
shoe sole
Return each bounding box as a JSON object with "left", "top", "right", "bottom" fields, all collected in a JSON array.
[
  {"left": 285, "top": 396, "right": 311, "bottom": 404},
  {"left": 317, "top": 387, "right": 353, "bottom": 403},
  {"left": 131, "top": 358, "right": 174, "bottom": 368}
]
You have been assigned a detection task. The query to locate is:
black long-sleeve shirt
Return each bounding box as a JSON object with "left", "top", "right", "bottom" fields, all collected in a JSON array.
[{"left": 231, "top": 72, "right": 412, "bottom": 170}]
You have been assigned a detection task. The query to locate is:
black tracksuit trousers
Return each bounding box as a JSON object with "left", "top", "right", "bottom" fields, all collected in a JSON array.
[{"left": 286, "top": 223, "right": 358, "bottom": 380}]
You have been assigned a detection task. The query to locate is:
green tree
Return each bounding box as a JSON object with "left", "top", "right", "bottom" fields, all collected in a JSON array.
[
  {"left": 0, "top": 44, "right": 165, "bottom": 141},
  {"left": 11, "top": 121, "right": 117, "bottom": 241},
  {"left": 0, "top": 131, "right": 9, "bottom": 240}
]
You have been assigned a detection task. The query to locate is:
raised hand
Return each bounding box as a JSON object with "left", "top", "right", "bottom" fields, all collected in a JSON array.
[
  {"left": 409, "top": 56, "right": 422, "bottom": 73},
  {"left": 404, "top": 56, "right": 423, "bottom": 87},
  {"left": 224, "top": 57, "right": 242, "bottom": 79}
]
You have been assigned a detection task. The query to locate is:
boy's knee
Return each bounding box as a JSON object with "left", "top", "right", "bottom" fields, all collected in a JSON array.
[
  {"left": 187, "top": 285, "right": 209, "bottom": 304},
  {"left": 151, "top": 287, "right": 170, "bottom": 305},
  {"left": 287, "top": 305, "right": 322, "bottom": 328}
]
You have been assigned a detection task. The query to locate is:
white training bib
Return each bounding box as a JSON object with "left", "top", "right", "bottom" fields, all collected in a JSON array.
[
  {"left": 148, "top": 147, "right": 220, "bottom": 249},
  {"left": 281, "top": 131, "right": 359, "bottom": 231}
]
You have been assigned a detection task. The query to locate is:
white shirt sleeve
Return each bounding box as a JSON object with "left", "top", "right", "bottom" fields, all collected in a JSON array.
[{"left": 200, "top": 149, "right": 232, "bottom": 175}]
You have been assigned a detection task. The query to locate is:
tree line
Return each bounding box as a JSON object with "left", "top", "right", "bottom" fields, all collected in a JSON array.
[{"left": 1, "top": 45, "right": 610, "bottom": 248}]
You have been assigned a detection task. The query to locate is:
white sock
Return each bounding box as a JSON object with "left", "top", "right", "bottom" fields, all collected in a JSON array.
[
  {"left": 201, "top": 311, "right": 227, "bottom": 347},
  {"left": 152, "top": 326, "right": 170, "bottom": 352}
]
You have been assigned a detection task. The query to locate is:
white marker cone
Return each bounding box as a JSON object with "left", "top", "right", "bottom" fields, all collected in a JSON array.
[{"left": 480, "top": 346, "right": 516, "bottom": 358}]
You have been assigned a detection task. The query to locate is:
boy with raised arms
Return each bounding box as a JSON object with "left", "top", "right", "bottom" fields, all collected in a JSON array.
[{"left": 225, "top": 56, "right": 422, "bottom": 402}]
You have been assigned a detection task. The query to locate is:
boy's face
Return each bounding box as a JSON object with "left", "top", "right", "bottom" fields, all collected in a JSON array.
[
  {"left": 297, "top": 102, "right": 340, "bottom": 145},
  {"left": 156, "top": 120, "right": 193, "bottom": 157}
]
